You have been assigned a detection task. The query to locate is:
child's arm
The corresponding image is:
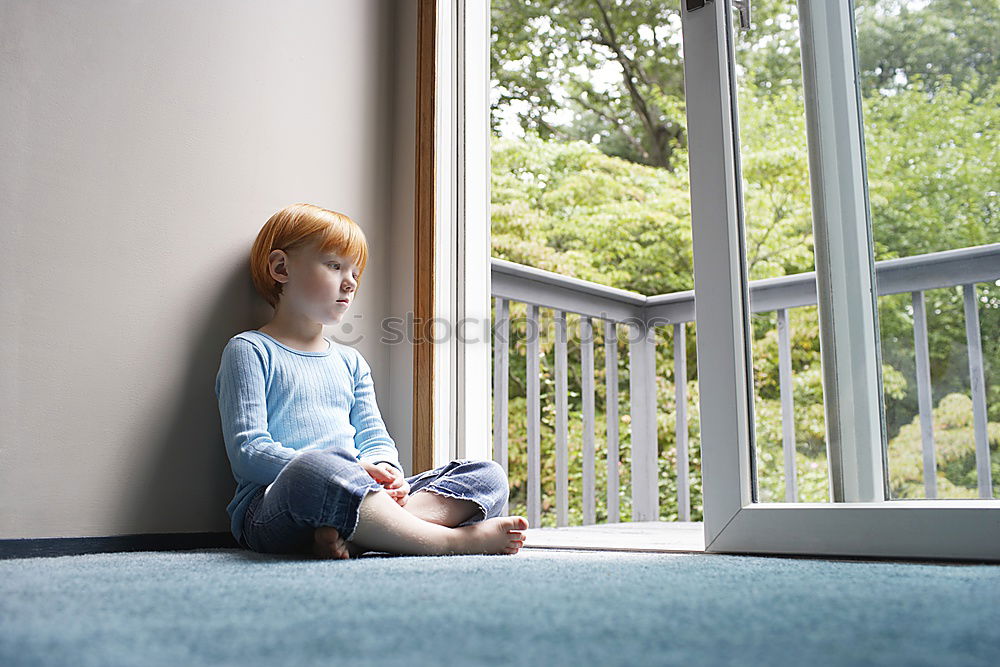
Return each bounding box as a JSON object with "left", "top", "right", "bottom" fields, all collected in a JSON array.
[
  {"left": 349, "top": 348, "right": 404, "bottom": 474},
  {"left": 215, "top": 337, "right": 298, "bottom": 485}
]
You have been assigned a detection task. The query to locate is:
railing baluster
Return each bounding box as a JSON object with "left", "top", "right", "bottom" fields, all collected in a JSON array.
[
  {"left": 963, "top": 284, "right": 992, "bottom": 499},
  {"left": 554, "top": 310, "right": 569, "bottom": 527},
  {"left": 581, "top": 316, "right": 596, "bottom": 525},
  {"left": 776, "top": 309, "right": 798, "bottom": 502},
  {"left": 526, "top": 303, "right": 542, "bottom": 527},
  {"left": 604, "top": 320, "right": 620, "bottom": 523},
  {"left": 493, "top": 297, "right": 510, "bottom": 516},
  {"left": 629, "top": 319, "right": 658, "bottom": 521},
  {"left": 674, "top": 322, "right": 690, "bottom": 520},
  {"left": 911, "top": 291, "right": 937, "bottom": 499},
  {"left": 489, "top": 245, "right": 1000, "bottom": 525}
]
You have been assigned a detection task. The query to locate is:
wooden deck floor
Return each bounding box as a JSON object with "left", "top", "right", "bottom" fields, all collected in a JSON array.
[{"left": 520, "top": 521, "right": 705, "bottom": 554}]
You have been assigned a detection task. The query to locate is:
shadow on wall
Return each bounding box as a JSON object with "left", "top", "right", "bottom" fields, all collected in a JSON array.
[{"left": 120, "top": 258, "right": 270, "bottom": 536}]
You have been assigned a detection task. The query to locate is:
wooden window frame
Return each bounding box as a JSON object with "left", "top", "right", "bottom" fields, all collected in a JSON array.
[
  {"left": 413, "top": 0, "right": 436, "bottom": 474},
  {"left": 413, "top": 0, "right": 492, "bottom": 473}
]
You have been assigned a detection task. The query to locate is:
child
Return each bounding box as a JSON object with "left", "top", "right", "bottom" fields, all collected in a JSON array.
[{"left": 215, "top": 203, "right": 529, "bottom": 559}]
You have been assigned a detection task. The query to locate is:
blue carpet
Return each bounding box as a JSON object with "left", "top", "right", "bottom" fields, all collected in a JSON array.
[{"left": 1, "top": 548, "right": 997, "bottom": 666}]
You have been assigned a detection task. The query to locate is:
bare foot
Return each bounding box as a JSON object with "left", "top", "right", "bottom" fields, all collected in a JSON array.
[
  {"left": 312, "top": 526, "right": 365, "bottom": 559},
  {"left": 449, "top": 516, "right": 528, "bottom": 555}
]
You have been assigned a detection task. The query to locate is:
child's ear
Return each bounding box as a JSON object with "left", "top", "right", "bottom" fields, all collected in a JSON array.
[{"left": 267, "top": 249, "right": 289, "bottom": 283}]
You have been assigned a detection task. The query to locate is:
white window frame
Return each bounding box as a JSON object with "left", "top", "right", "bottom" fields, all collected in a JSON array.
[
  {"left": 681, "top": 0, "right": 1000, "bottom": 562},
  {"left": 434, "top": 0, "right": 492, "bottom": 466}
]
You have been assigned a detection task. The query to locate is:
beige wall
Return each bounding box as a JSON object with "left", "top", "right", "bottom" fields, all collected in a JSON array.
[{"left": 0, "top": 0, "right": 416, "bottom": 539}]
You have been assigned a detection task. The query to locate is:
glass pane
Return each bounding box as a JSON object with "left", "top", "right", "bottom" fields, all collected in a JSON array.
[
  {"left": 732, "top": 3, "right": 831, "bottom": 503},
  {"left": 855, "top": 0, "right": 1000, "bottom": 499},
  {"left": 734, "top": 0, "right": 999, "bottom": 502}
]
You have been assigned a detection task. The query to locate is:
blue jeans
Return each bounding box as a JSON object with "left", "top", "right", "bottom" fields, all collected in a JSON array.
[{"left": 239, "top": 448, "right": 510, "bottom": 555}]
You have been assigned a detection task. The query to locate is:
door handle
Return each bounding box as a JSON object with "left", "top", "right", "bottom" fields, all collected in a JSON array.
[
  {"left": 686, "top": 0, "right": 751, "bottom": 32},
  {"left": 732, "top": 0, "right": 752, "bottom": 31}
]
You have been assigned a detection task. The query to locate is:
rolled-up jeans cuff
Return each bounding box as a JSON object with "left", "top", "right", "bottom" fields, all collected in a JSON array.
[{"left": 339, "top": 483, "right": 384, "bottom": 542}]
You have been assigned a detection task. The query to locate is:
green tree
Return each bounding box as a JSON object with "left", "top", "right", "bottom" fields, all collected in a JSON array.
[
  {"left": 856, "top": 0, "right": 1000, "bottom": 99},
  {"left": 887, "top": 393, "right": 1000, "bottom": 498},
  {"left": 491, "top": 133, "right": 693, "bottom": 295},
  {"left": 491, "top": 0, "right": 687, "bottom": 170}
]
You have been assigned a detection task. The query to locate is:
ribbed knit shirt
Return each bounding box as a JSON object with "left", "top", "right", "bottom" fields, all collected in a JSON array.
[{"left": 214, "top": 329, "right": 403, "bottom": 544}]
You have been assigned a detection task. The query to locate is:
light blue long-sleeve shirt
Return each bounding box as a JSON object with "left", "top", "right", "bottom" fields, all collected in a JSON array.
[{"left": 214, "top": 329, "right": 403, "bottom": 543}]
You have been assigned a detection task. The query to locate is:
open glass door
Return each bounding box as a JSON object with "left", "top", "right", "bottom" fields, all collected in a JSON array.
[{"left": 680, "top": 0, "right": 999, "bottom": 561}]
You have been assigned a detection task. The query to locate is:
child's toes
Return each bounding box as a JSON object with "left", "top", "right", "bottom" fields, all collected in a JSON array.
[
  {"left": 313, "top": 526, "right": 353, "bottom": 559},
  {"left": 311, "top": 541, "right": 334, "bottom": 558},
  {"left": 314, "top": 526, "right": 341, "bottom": 544}
]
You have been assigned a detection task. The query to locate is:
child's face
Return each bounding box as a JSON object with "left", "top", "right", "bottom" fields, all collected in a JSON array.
[{"left": 273, "top": 243, "right": 361, "bottom": 324}]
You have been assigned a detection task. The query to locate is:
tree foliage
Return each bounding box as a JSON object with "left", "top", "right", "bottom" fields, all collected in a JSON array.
[{"left": 491, "top": 0, "right": 687, "bottom": 169}]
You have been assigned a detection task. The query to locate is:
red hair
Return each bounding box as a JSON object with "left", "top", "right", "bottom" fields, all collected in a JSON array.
[{"left": 250, "top": 203, "right": 369, "bottom": 308}]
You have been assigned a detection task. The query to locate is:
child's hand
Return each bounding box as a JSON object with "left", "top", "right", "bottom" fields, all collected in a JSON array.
[
  {"left": 359, "top": 461, "right": 410, "bottom": 506},
  {"left": 376, "top": 463, "right": 410, "bottom": 506}
]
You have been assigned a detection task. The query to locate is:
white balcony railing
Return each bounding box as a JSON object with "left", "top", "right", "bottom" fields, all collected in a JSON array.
[{"left": 491, "top": 243, "right": 1000, "bottom": 527}]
